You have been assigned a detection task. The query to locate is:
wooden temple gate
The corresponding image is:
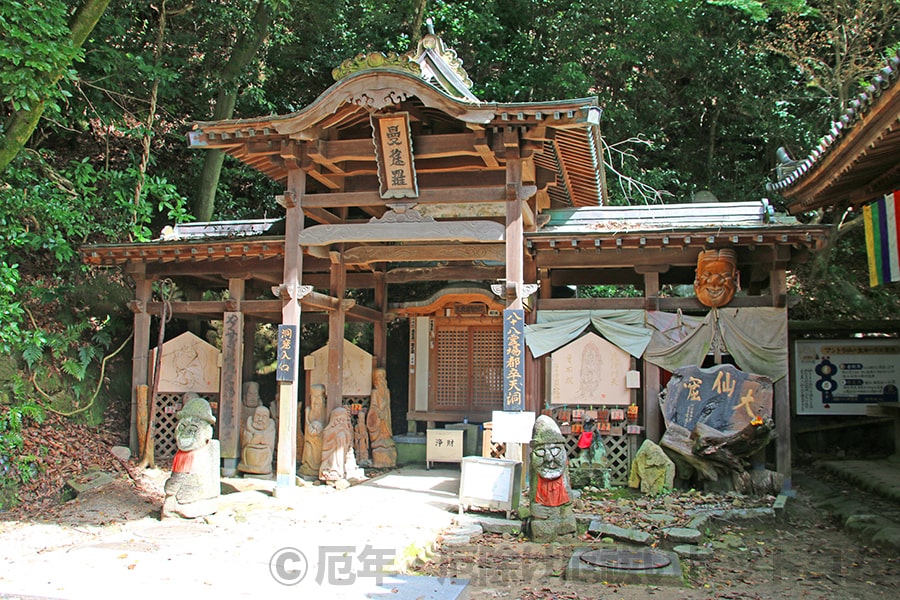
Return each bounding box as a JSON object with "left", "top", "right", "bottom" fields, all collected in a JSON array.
[{"left": 82, "top": 31, "right": 829, "bottom": 492}]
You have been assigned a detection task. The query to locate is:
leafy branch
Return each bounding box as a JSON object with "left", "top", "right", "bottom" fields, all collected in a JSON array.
[{"left": 601, "top": 136, "right": 673, "bottom": 205}]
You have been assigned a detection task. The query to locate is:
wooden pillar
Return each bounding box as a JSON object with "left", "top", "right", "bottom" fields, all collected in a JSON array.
[
  {"left": 504, "top": 128, "right": 526, "bottom": 466},
  {"left": 275, "top": 162, "right": 305, "bottom": 493},
  {"left": 642, "top": 270, "right": 663, "bottom": 442},
  {"left": 525, "top": 255, "right": 540, "bottom": 413},
  {"left": 219, "top": 278, "right": 244, "bottom": 476},
  {"left": 374, "top": 270, "right": 387, "bottom": 368},
  {"left": 129, "top": 267, "right": 153, "bottom": 453},
  {"left": 504, "top": 128, "right": 524, "bottom": 311},
  {"left": 772, "top": 267, "right": 791, "bottom": 489},
  {"left": 326, "top": 248, "right": 346, "bottom": 414}
]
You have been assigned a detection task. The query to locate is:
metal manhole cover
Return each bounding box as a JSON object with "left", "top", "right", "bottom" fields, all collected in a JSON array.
[{"left": 580, "top": 549, "right": 672, "bottom": 570}]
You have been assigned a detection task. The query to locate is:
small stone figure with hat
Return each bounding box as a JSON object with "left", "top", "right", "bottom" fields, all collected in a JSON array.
[
  {"left": 527, "top": 415, "right": 577, "bottom": 542},
  {"left": 161, "top": 396, "right": 220, "bottom": 519}
]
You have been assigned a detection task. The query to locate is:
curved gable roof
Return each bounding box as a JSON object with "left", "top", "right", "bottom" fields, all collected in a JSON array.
[
  {"left": 767, "top": 49, "right": 900, "bottom": 214},
  {"left": 188, "top": 67, "right": 603, "bottom": 206}
]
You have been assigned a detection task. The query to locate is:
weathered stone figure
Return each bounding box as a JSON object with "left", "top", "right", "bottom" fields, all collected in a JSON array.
[
  {"left": 161, "top": 397, "right": 220, "bottom": 519},
  {"left": 354, "top": 408, "right": 371, "bottom": 465},
  {"left": 629, "top": 439, "right": 676, "bottom": 495},
  {"left": 367, "top": 367, "right": 397, "bottom": 468},
  {"left": 319, "top": 407, "right": 363, "bottom": 482},
  {"left": 240, "top": 381, "right": 261, "bottom": 428},
  {"left": 694, "top": 248, "right": 739, "bottom": 308},
  {"left": 527, "top": 415, "right": 577, "bottom": 542},
  {"left": 296, "top": 399, "right": 305, "bottom": 464},
  {"left": 237, "top": 405, "right": 276, "bottom": 475},
  {"left": 299, "top": 384, "right": 327, "bottom": 477}
]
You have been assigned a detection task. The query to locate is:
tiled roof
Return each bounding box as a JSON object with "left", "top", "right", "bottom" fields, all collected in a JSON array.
[{"left": 766, "top": 49, "right": 900, "bottom": 213}]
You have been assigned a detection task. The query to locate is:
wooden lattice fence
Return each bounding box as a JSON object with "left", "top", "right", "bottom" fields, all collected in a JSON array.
[{"left": 483, "top": 416, "right": 639, "bottom": 486}]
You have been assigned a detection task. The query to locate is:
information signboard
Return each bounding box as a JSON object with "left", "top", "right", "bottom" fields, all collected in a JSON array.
[{"left": 794, "top": 339, "right": 900, "bottom": 415}]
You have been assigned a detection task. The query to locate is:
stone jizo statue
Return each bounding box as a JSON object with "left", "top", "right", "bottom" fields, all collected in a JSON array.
[
  {"left": 161, "top": 397, "right": 220, "bottom": 519},
  {"left": 299, "top": 384, "right": 327, "bottom": 477},
  {"left": 527, "top": 415, "right": 576, "bottom": 542},
  {"left": 367, "top": 367, "right": 397, "bottom": 468},
  {"left": 237, "top": 405, "right": 276, "bottom": 475}
]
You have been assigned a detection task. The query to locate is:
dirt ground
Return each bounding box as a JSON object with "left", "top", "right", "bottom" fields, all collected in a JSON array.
[
  {"left": 417, "top": 475, "right": 900, "bottom": 600},
  {"left": 3, "top": 463, "right": 899, "bottom": 600}
]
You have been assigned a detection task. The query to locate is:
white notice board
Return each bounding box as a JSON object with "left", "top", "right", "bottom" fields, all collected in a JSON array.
[{"left": 794, "top": 339, "right": 900, "bottom": 415}]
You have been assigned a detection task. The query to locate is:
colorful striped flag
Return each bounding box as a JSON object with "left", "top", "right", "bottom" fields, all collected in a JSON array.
[{"left": 863, "top": 191, "right": 900, "bottom": 287}]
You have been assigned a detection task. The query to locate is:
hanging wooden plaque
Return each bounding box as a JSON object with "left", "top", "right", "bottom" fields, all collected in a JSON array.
[{"left": 371, "top": 112, "right": 418, "bottom": 199}]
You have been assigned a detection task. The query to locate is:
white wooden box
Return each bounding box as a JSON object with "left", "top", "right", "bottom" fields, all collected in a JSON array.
[
  {"left": 458, "top": 456, "right": 522, "bottom": 519},
  {"left": 426, "top": 429, "right": 464, "bottom": 469}
]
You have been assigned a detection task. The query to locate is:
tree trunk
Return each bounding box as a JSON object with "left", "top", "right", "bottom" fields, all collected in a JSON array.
[
  {"left": 0, "top": 0, "right": 111, "bottom": 173},
  {"left": 192, "top": 0, "right": 272, "bottom": 221},
  {"left": 131, "top": 0, "right": 170, "bottom": 233}
]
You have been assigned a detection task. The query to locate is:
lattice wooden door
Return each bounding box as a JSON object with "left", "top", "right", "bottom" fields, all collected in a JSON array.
[{"left": 434, "top": 325, "right": 503, "bottom": 412}]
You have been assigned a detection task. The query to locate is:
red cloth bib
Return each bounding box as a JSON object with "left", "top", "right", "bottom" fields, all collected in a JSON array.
[
  {"left": 535, "top": 476, "right": 569, "bottom": 506},
  {"left": 171, "top": 449, "right": 194, "bottom": 473}
]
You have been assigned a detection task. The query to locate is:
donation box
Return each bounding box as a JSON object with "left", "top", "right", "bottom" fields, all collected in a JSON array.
[{"left": 426, "top": 428, "right": 464, "bottom": 469}]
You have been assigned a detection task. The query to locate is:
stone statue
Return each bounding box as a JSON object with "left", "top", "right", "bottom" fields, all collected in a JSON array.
[
  {"left": 629, "top": 439, "right": 676, "bottom": 495},
  {"left": 161, "top": 397, "right": 220, "bottom": 520},
  {"left": 269, "top": 397, "right": 280, "bottom": 433},
  {"left": 319, "top": 407, "right": 364, "bottom": 482},
  {"left": 241, "top": 381, "right": 261, "bottom": 428},
  {"left": 366, "top": 367, "right": 397, "bottom": 468},
  {"left": 527, "top": 415, "right": 576, "bottom": 542},
  {"left": 694, "top": 248, "right": 739, "bottom": 308},
  {"left": 354, "top": 408, "right": 370, "bottom": 465},
  {"left": 296, "top": 399, "right": 305, "bottom": 464},
  {"left": 570, "top": 424, "right": 612, "bottom": 490},
  {"left": 299, "top": 384, "right": 327, "bottom": 478},
  {"left": 237, "top": 405, "right": 276, "bottom": 475}
]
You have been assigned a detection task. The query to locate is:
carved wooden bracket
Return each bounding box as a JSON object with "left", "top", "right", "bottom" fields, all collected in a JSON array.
[
  {"left": 127, "top": 300, "right": 145, "bottom": 314},
  {"left": 276, "top": 192, "right": 296, "bottom": 208},
  {"left": 491, "top": 282, "right": 539, "bottom": 300},
  {"left": 271, "top": 283, "right": 314, "bottom": 300}
]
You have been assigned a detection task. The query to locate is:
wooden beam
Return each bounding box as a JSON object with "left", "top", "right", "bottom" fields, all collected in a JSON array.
[
  {"left": 327, "top": 250, "right": 347, "bottom": 413},
  {"left": 130, "top": 273, "right": 152, "bottom": 453},
  {"left": 343, "top": 243, "right": 505, "bottom": 265},
  {"left": 301, "top": 186, "right": 508, "bottom": 208},
  {"left": 275, "top": 167, "right": 304, "bottom": 492},
  {"left": 304, "top": 206, "right": 344, "bottom": 225},
  {"left": 347, "top": 302, "right": 382, "bottom": 323},
  {"left": 219, "top": 279, "right": 245, "bottom": 473},
  {"left": 536, "top": 295, "right": 783, "bottom": 311},
  {"left": 305, "top": 165, "right": 342, "bottom": 190},
  {"left": 384, "top": 265, "right": 505, "bottom": 284}
]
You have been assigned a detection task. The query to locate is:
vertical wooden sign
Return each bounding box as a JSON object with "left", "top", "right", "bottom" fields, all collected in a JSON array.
[
  {"left": 372, "top": 112, "right": 418, "bottom": 199},
  {"left": 276, "top": 324, "right": 297, "bottom": 382},
  {"left": 503, "top": 309, "right": 526, "bottom": 411}
]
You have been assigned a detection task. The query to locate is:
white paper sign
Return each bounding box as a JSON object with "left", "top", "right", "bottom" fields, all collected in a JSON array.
[{"left": 491, "top": 411, "right": 536, "bottom": 443}]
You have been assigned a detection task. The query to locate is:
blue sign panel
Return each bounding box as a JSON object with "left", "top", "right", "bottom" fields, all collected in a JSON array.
[
  {"left": 503, "top": 309, "right": 526, "bottom": 411},
  {"left": 276, "top": 324, "right": 297, "bottom": 382}
]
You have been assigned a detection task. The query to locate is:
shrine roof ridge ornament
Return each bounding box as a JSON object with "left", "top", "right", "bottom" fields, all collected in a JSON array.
[
  {"left": 332, "top": 51, "right": 423, "bottom": 82},
  {"left": 332, "top": 20, "right": 478, "bottom": 103}
]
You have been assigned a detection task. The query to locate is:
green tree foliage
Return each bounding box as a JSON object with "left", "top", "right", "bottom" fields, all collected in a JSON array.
[
  {"left": 0, "top": 0, "right": 111, "bottom": 172},
  {"left": 1, "top": 0, "right": 898, "bottom": 501}
]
